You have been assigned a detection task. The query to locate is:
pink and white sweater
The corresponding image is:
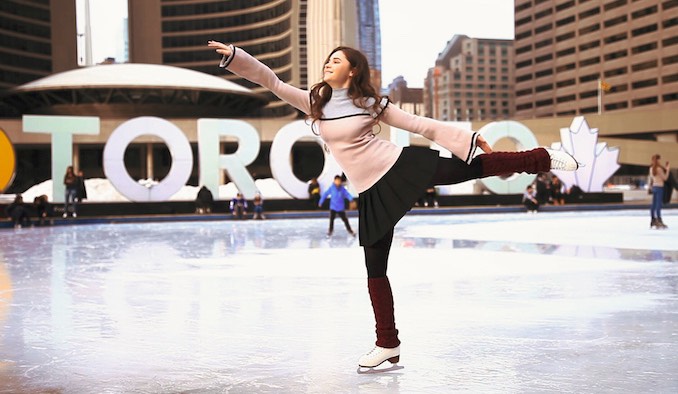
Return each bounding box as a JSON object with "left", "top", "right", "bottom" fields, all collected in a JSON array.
[{"left": 222, "top": 47, "right": 478, "bottom": 193}]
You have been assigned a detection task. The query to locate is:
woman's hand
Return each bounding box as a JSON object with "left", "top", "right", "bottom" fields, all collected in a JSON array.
[
  {"left": 207, "top": 40, "right": 233, "bottom": 57},
  {"left": 476, "top": 134, "right": 492, "bottom": 154}
]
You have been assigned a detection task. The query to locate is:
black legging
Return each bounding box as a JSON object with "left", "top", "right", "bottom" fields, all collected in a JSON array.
[
  {"left": 329, "top": 210, "right": 353, "bottom": 232},
  {"left": 363, "top": 155, "right": 484, "bottom": 278}
]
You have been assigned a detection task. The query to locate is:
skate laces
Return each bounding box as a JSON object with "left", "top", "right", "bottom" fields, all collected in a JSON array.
[
  {"left": 546, "top": 148, "right": 579, "bottom": 171},
  {"left": 366, "top": 346, "right": 382, "bottom": 356}
]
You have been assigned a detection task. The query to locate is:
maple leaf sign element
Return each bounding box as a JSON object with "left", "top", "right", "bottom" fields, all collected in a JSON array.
[{"left": 550, "top": 116, "right": 620, "bottom": 193}]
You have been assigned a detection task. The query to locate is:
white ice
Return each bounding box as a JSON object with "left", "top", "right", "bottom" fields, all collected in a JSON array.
[{"left": 0, "top": 209, "right": 677, "bottom": 393}]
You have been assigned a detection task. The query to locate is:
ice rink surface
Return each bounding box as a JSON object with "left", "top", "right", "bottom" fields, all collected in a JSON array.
[{"left": 1, "top": 209, "right": 677, "bottom": 393}]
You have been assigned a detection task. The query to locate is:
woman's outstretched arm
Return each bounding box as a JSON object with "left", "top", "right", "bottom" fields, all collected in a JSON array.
[
  {"left": 380, "top": 102, "right": 492, "bottom": 164},
  {"left": 207, "top": 41, "right": 312, "bottom": 115}
]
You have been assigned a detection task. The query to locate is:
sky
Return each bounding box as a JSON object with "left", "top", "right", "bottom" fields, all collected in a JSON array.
[
  {"left": 78, "top": 0, "right": 514, "bottom": 88},
  {"left": 76, "top": 0, "right": 128, "bottom": 64},
  {"left": 379, "top": 0, "right": 514, "bottom": 88}
]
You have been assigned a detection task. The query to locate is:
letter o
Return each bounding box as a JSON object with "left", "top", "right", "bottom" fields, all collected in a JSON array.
[
  {"left": 270, "top": 120, "right": 342, "bottom": 199},
  {"left": 477, "top": 120, "right": 539, "bottom": 194},
  {"left": 103, "top": 117, "right": 193, "bottom": 201}
]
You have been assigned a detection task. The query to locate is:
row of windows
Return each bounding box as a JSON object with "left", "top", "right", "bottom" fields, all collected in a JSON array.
[
  {"left": 445, "top": 84, "right": 511, "bottom": 91},
  {"left": 447, "top": 100, "right": 510, "bottom": 108},
  {"left": 516, "top": 37, "right": 677, "bottom": 71},
  {"left": 164, "top": 40, "right": 292, "bottom": 67},
  {"left": 514, "top": 0, "right": 633, "bottom": 14},
  {"left": 162, "top": 19, "right": 291, "bottom": 48},
  {"left": 162, "top": 2, "right": 291, "bottom": 33},
  {"left": 440, "top": 108, "right": 512, "bottom": 121},
  {"left": 517, "top": 19, "right": 664, "bottom": 43},
  {"left": 0, "top": 15, "right": 50, "bottom": 37},
  {"left": 597, "top": 94, "right": 678, "bottom": 112},
  {"left": 161, "top": 0, "right": 275, "bottom": 17},
  {"left": 516, "top": 1, "right": 678, "bottom": 41},
  {"left": 451, "top": 74, "right": 509, "bottom": 82},
  {"left": 451, "top": 67, "right": 509, "bottom": 75},
  {"left": 0, "top": 68, "right": 45, "bottom": 86},
  {"left": 462, "top": 57, "right": 508, "bottom": 66},
  {"left": 516, "top": 74, "right": 678, "bottom": 99},
  {"left": 0, "top": 49, "right": 51, "bottom": 71},
  {"left": 444, "top": 90, "right": 511, "bottom": 98},
  {"left": 0, "top": 0, "right": 50, "bottom": 22},
  {"left": 517, "top": 1, "right": 667, "bottom": 28},
  {"left": 0, "top": 32, "right": 50, "bottom": 55},
  {"left": 517, "top": 98, "right": 666, "bottom": 114}
]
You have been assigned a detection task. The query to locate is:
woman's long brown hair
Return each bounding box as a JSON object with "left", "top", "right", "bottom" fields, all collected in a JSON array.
[{"left": 308, "top": 46, "right": 383, "bottom": 124}]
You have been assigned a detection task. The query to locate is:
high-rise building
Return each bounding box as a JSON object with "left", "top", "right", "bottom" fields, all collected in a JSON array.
[
  {"left": 304, "top": 0, "right": 380, "bottom": 91},
  {"left": 423, "top": 35, "right": 514, "bottom": 122},
  {"left": 514, "top": 0, "right": 678, "bottom": 118},
  {"left": 0, "top": 0, "right": 77, "bottom": 90},
  {"left": 127, "top": 0, "right": 301, "bottom": 118},
  {"left": 2, "top": 0, "right": 381, "bottom": 117},
  {"left": 357, "top": 0, "right": 381, "bottom": 89}
]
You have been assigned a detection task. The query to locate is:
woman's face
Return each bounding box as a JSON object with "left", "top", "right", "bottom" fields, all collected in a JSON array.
[{"left": 323, "top": 50, "right": 353, "bottom": 89}]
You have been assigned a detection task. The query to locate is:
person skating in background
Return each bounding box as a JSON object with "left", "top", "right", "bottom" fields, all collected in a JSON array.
[
  {"left": 208, "top": 40, "right": 578, "bottom": 371},
  {"left": 649, "top": 154, "right": 670, "bottom": 229},
  {"left": 318, "top": 175, "right": 355, "bottom": 237}
]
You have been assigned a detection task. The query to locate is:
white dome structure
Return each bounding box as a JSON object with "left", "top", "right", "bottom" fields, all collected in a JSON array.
[{"left": 0, "top": 63, "right": 268, "bottom": 117}]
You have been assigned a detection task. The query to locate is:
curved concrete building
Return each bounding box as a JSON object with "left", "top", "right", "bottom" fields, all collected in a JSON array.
[{"left": 0, "top": 63, "right": 267, "bottom": 118}]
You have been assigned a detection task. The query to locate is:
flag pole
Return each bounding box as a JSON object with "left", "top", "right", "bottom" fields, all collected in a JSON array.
[{"left": 597, "top": 78, "right": 602, "bottom": 115}]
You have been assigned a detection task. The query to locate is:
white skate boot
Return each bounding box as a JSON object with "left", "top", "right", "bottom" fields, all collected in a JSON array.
[
  {"left": 545, "top": 148, "right": 579, "bottom": 171},
  {"left": 357, "top": 345, "right": 403, "bottom": 374}
]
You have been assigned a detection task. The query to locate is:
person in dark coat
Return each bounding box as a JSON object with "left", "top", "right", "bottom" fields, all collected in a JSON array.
[
  {"left": 308, "top": 177, "right": 321, "bottom": 209},
  {"left": 195, "top": 186, "right": 214, "bottom": 214},
  {"left": 663, "top": 171, "right": 676, "bottom": 204},
  {"left": 6, "top": 194, "right": 30, "bottom": 228},
  {"left": 33, "top": 194, "right": 53, "bottom": 226},
  {"left": 76, "top": 170, "right": 88, "bottom": 202}
]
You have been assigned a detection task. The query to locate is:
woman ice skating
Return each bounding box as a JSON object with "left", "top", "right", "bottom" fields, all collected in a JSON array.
[
  {"left": 207, "top": 40, "right": 578, "bottom": 371},
  {"left": 649, "top": 154, "right": 670, "bottom": 229}
]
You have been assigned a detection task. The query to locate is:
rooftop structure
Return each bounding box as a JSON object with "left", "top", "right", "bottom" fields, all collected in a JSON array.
[{"left": 0, "top": 63, "right": 267, "bottom": 118}]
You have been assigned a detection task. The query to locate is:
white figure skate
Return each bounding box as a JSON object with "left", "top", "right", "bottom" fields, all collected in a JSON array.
[
  {"left": 357, "top": 345, "right": 403, "bottom": 374},
  {"left": 545, "top": 148, "right": 579, "bottom": 171}
]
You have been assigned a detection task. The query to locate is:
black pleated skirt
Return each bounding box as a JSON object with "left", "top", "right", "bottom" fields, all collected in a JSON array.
[{"left": 358, "top": 146, "right": 439, "bottom": 246}]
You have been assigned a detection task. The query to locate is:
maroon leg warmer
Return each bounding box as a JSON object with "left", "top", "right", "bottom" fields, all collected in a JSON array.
[
  {"left": 478, "top": 147, "right": 550, "bottom": 177},
  {"left": 367, "top": 276, "right": 400, "bottom": 348}
]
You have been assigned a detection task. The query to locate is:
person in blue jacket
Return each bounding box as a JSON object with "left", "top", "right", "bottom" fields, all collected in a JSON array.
[{"left": 319, "top": 175, "right": 356, "bottom": 236}]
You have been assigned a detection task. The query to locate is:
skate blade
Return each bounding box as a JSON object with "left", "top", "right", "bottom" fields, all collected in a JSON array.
[{"left": 356, "top": 364, "right": 404, "bottom": 374}]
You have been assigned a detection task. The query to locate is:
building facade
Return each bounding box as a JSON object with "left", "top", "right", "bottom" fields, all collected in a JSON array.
[
  {"left": 423, "top": 35, "right": 514, "bottom": 122},
  {"left": 385, "top": 76, "right": 423, "bottom": 116},
  {"left": 514, "top": 0, "right": 678, "bottom": 118},
  {"left": 357, "top": 0, "right": 381, "bottom": 90},
  {"left": 128, "top": 0, "right": 301, "bottom": 118},
  {"left": 0, "top": 0, "right": 77, "bottom": 94}
]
